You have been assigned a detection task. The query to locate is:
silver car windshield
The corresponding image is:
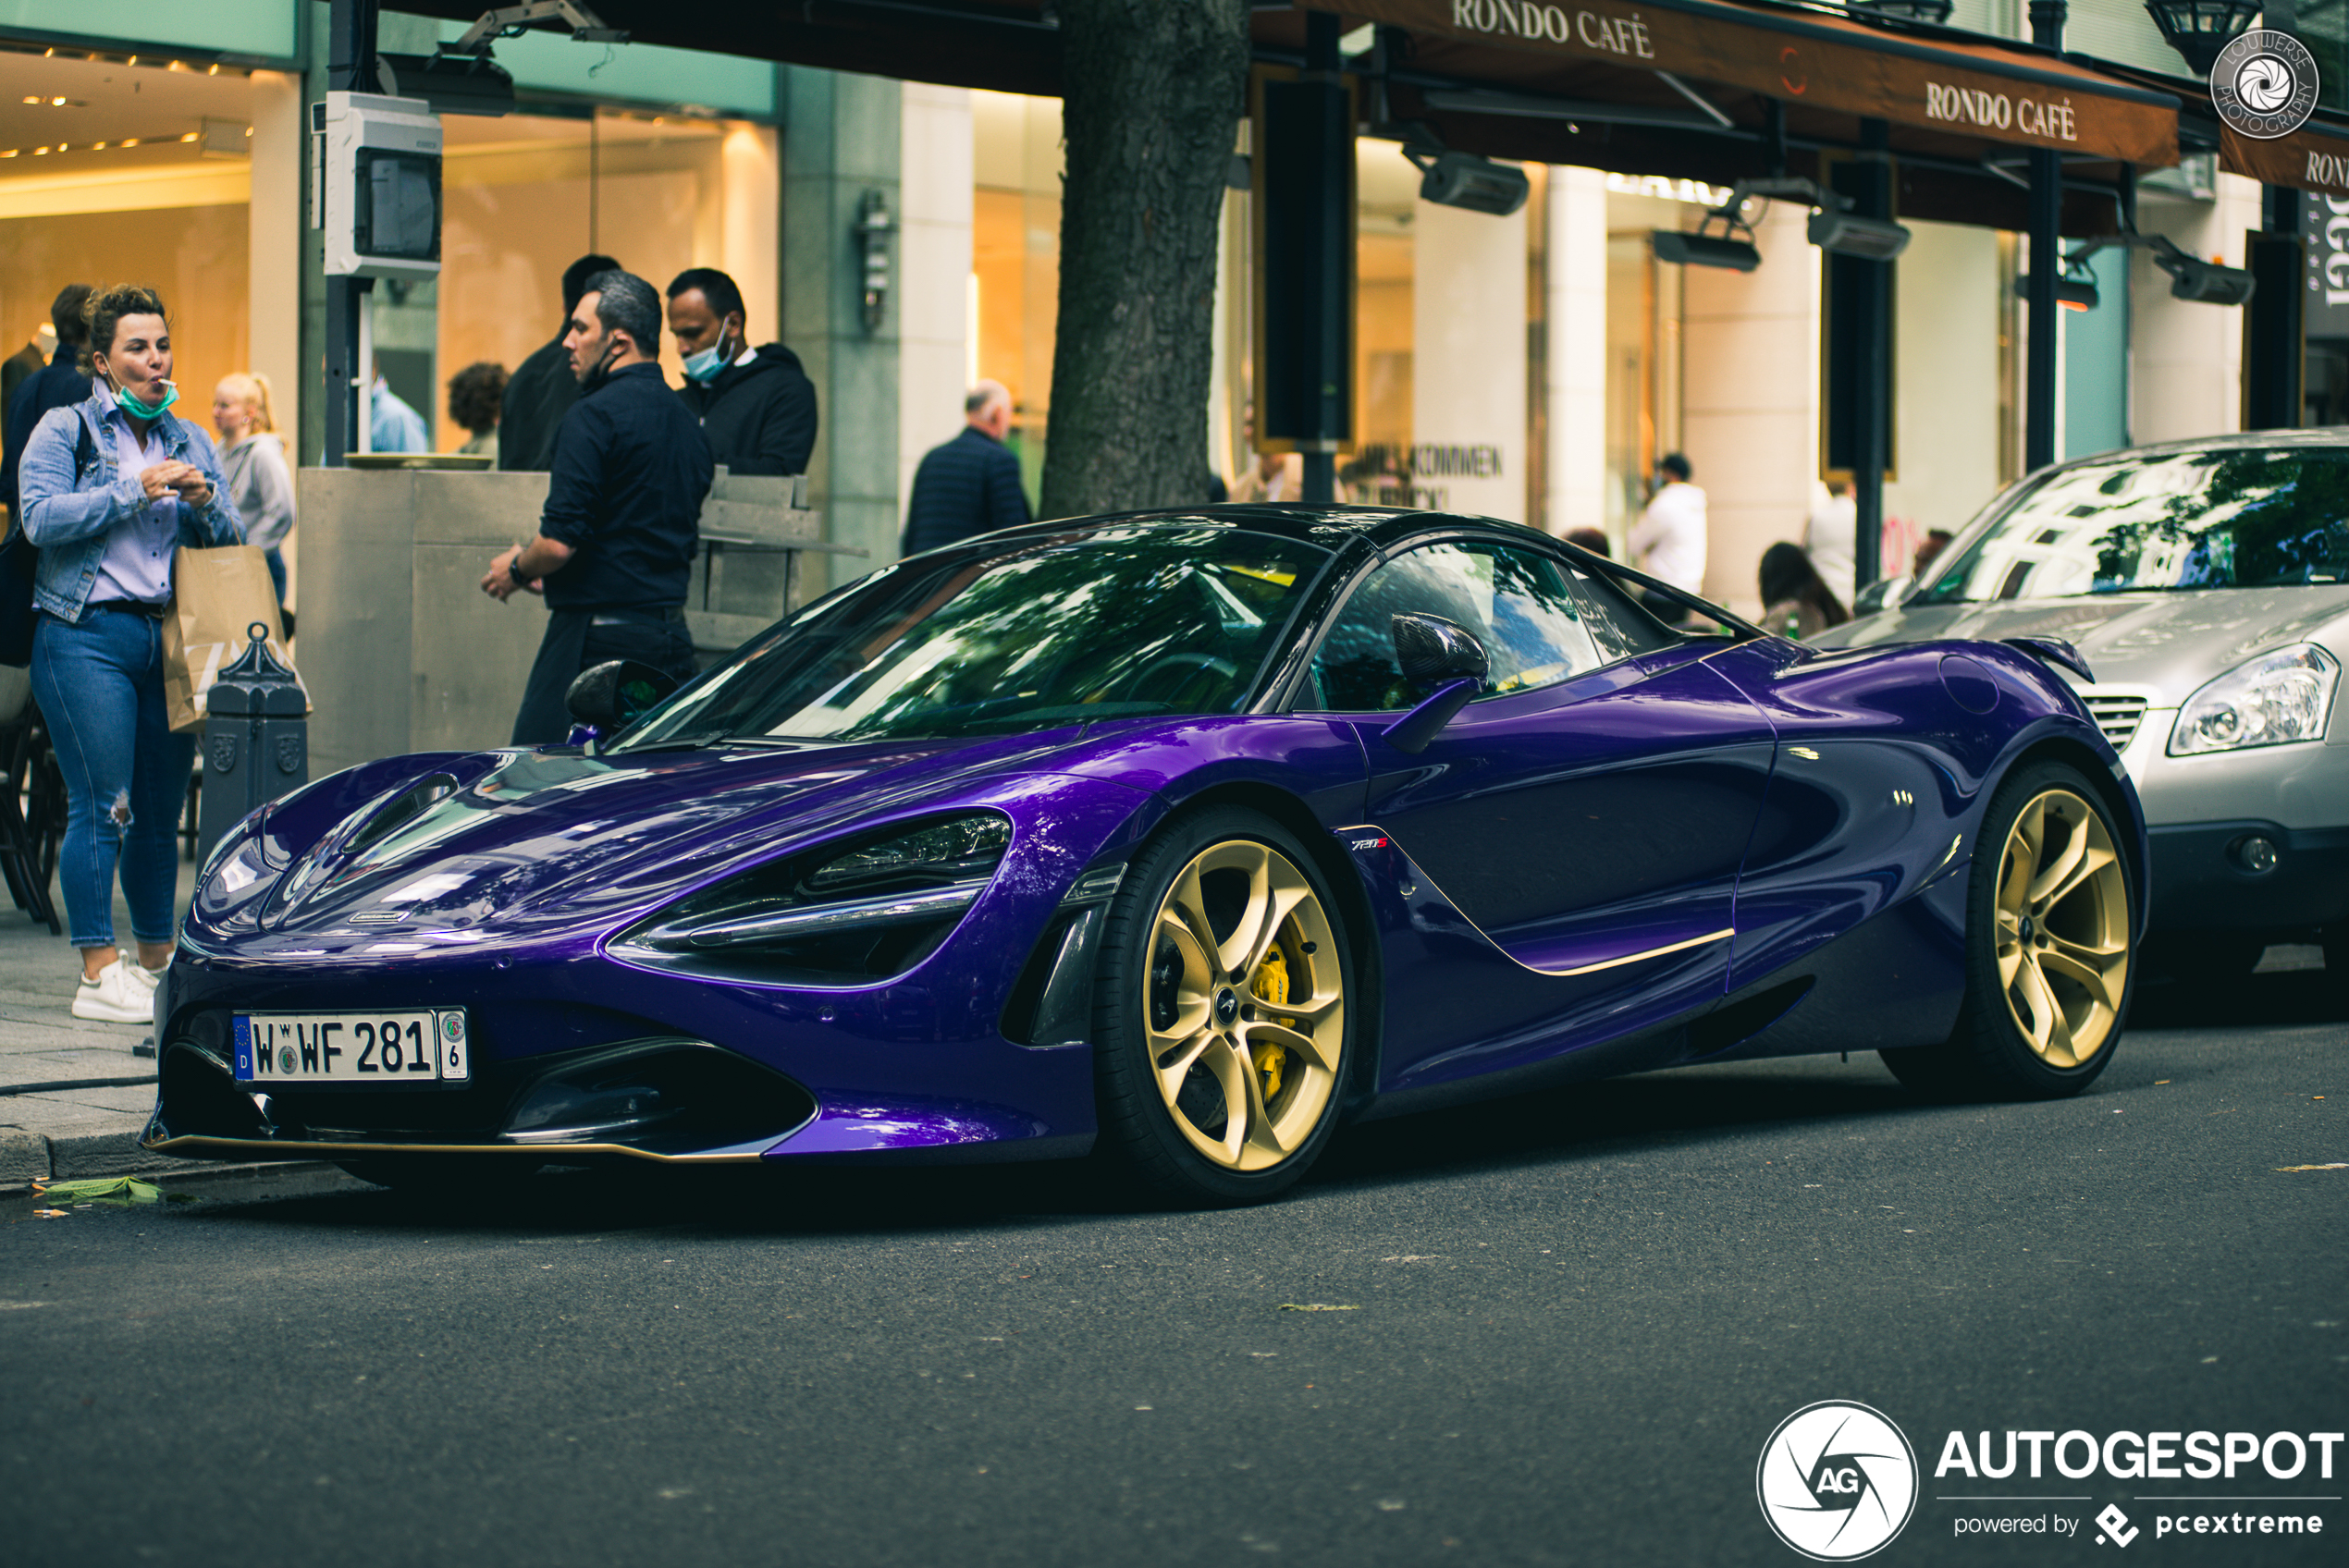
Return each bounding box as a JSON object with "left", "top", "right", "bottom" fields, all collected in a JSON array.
[{"left": 1913, "top": 447, "right": 2349, "bottom": 604}]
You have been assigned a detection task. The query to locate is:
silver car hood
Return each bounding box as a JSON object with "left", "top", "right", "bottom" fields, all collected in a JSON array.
[{"left": 1814, "top": 587, "right": 2349, "bottom": 699}]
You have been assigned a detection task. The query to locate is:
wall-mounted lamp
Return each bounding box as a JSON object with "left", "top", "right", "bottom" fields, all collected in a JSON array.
[{"left": 856, "top": 189, "right": 895, "bottom": 334}]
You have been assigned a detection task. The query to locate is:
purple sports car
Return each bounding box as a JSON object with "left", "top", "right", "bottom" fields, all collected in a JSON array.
[{"left": 147, "top": 508, "right": 2146, "bottom": 1204}]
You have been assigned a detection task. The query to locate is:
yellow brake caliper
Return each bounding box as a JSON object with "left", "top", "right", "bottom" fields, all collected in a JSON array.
[{"left": 1249, "top": 946, "right": 1293, "bottom": 1102}]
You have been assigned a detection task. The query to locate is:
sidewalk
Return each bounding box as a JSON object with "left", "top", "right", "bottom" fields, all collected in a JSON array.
[{"left": 0, "top": 856, "right": 208, "bottom": 1189}]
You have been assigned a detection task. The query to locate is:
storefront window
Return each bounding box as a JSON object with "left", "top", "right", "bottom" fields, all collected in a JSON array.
[{"left": 970, "top": 90, "right": 1061, "bottom": 509}]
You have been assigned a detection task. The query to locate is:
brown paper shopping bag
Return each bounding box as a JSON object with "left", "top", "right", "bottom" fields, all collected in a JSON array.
[{"left": 162, "top": 545, "right": 306, "bottom": 733}]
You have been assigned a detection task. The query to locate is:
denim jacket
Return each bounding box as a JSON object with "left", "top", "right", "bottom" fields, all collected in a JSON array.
[{"left": 18, "top": 385, "right": 244, "bottom": 623}]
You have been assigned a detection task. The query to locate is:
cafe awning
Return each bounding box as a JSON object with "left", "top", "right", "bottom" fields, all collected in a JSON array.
[
  {"left": 382, "top": 0, "right": 2178, "bottom": 233},
  {"left": 2090, "top": 57, "right": 2349, "bottom": 202}
]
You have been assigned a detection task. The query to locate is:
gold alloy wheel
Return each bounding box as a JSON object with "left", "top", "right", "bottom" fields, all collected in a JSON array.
[
  {"left": 1994, "top": 788, "right": 2130, "bottom": 1069},
  {"left": 1144, "top": 839, "right": 1346, "bottom": 1171}
]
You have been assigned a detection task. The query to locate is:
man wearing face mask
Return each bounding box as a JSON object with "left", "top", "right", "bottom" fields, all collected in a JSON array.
[
  {"left": 664, "top": 268, "right": 817, "bottom": 477},
  {"left": 480, "top": 269, "right": 712, "bottom": 746}
]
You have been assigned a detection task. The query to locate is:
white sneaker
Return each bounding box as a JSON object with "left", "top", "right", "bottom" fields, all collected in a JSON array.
[
  {"left": 72, "top": 958, "right": 156, "bottom": 1024},
  {"left": 122, "top": 956, "right": 165, "bottom": 992}
]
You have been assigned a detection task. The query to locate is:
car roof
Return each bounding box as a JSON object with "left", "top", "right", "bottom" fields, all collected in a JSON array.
[
  {"left": 2027, "top": 427, "right": 2349, "bottom": 480},
  {"left": 960, "top": 503, "right": 1547, "bottom": 557}
]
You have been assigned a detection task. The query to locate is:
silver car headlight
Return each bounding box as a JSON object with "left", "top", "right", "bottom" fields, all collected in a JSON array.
[{"left": 2168, "top": 643, "right": 2341, "bottom": 756}]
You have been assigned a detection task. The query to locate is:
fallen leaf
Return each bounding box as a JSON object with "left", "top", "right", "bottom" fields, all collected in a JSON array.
[
  {"left": 2274, "top": 1163, "right": 2347, "bottom": 1172},
  {"left": 1278, "top": 1303, "right": 1359, "bottom": 1312},
  {"left": 32, "top": 1177, "right": 169, "bottom": 1207},
  {"left": 31, "top": 1208, "right": 68, "bottom": 1219}
]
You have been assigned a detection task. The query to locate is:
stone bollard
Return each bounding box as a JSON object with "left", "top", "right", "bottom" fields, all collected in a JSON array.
[{"left": 197, "top": 621, "right": 309, "bottom": 866}]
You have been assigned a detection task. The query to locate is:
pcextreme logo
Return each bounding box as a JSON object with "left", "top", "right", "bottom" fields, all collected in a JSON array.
[{"left": 1757, "top": 1401, "right": 1921, "bottom": 1561}]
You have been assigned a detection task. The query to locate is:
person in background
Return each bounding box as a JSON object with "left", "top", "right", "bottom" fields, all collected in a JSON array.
[
  {"left": 500, "top": 253, "right": 621, "bottom": 473},
  {"left": 1227, "top": 447, "right": 1304, "bottom": 504},
  {"left": 1912, "top": 528, "right": 1955, "bottom": 580},
  {"left": 481, "top": 269, "right": 711, "bottom": 746},
  {"left": 1758, "top": 542, "right": 1850, "bottom": 641},
  {"left": 447, "top": 361, "right": 508, "bottom": 460},
  {"left": 900, "top": 380, "right": 1031, "bottom": 557},
  {"left": 368, "top": 361, "right": 429, "bottom": 455},
  {"left": 212, "top": 373, "right": 295, "bottom": 604},
  {"left": 1563, "top": 527, "right": 1609, "bottom": 558},
  {"left": 5, "top": 285, "right": 93, "bottom": 521},
  {"left": 665, "top": 267, "right": 818, "bottom": 476},
  {"left": 18, "top": 285, "right": 243, "bottom": 1022},
  {"left": 3, "top": 323, "right": 47, "bottom": 414},
  {"left": 1803, "top": 477, "right": 1858, "bottom": 612},
  {"left": 1629, "top": 451, "right": 1706, "bottom": 623}
]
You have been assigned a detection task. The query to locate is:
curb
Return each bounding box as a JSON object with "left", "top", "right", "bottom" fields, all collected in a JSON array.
[{"left": 0, "top": 1127, "right": 264, "bottom": 1190}]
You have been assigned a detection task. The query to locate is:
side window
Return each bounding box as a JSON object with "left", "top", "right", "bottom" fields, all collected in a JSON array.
[
  {"left": 1303, "top": 541, "right": 1606, "bottom": 710},
  {"left": 1567, "top": 564, "right": 1682, "bottom": 662}
]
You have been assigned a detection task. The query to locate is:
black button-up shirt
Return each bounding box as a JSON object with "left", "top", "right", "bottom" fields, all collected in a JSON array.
[{"left": 539, "top": 361, "right": 712, "bottom": 612}]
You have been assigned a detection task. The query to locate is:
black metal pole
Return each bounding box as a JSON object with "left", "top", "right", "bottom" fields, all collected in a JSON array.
[
  {"left": 2024, "top": 0, "right": 2065, "bottom": 473},
  {"left": 1300, "top": 11, "right": 1343, "bottom": 506},
  {"left": 2245, "top": 186, "right": 2306, "bottom": 429},
  {"left": 323, "top": 0, "right": 379, "bottom": 467},
  {"left": 1851, "top": 119, "right": 1890, "bottom": 594}
]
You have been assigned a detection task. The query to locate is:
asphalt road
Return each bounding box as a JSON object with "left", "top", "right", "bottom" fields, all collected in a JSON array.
[{"left": 2, "top": 969, "right": 2342, "bottom": 1568}]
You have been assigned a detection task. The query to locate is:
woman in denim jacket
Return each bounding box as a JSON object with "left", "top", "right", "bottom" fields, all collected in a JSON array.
[{"left": 18, "top": 285, "right": 242, "bottom": 1023}]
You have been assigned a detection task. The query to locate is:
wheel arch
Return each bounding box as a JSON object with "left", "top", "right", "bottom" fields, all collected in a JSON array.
[{"left": 1996, "top": 730, "right": 2150, "bottom": 937}]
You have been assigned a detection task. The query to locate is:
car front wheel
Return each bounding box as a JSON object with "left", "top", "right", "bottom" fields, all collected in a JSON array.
[
  {"left": 1091, "top": 807, "right": 1355, "bottom": 1207},
  {"left": 1882, "top": 761, "right": 2137, "bottom": 1100}
]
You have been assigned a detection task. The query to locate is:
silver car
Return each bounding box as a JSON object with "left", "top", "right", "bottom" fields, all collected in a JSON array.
[{"left": 1813, "top": 432, "right": 2348, "bottom": 982}]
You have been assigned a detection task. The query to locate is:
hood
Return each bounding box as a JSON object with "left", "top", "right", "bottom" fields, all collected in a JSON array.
[
  {"left": 1812, "top": 587, "right": 2349, "bottom": 698},
  {"left": 716, "top": 342, "right": 806, "bottom": 388},
  {"left": 234, "top": 729, "right": 1102, "bottom": 944}
]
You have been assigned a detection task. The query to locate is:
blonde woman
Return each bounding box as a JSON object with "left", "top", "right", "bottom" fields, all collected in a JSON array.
[{"left": 212, "top": 372, "right": 294, "bottom": 603}]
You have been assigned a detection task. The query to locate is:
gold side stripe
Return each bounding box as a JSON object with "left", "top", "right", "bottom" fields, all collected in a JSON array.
[
  {"left": 1532, "top": 927, "right": 1737, "bottom": 977},
  {"left": 143, "top": 1134, "right": 765, "bottom": 1165}
]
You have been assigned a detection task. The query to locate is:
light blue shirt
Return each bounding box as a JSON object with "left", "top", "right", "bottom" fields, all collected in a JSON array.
[
  {"left": 370, "top": 375, "right": 430, "bottom": 454},
  {"left": 92, "top": 410, "right": 180, "bottom": 606}
]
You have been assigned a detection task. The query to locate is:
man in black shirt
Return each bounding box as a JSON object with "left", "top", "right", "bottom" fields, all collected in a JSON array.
[
  {"left": 497, "top": 253, "right": 620, "bottom": 473},
  {"left": 482, "top": 269, "right": 713, "bottom": 745},
  {"left": 666, "top": 267, "right": 817, "bottom": 476}
]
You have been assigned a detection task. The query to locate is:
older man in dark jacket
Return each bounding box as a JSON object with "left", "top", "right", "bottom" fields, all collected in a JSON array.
[{"left": 900, "top": 381, "right": 1031, "bottom": 557}]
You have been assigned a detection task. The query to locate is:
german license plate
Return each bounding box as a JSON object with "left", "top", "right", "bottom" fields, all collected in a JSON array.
[{"left": 233, "top": 1010, "right": 470, "bottom": 1085}]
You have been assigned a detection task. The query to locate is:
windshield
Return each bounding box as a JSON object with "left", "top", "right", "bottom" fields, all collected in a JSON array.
[
  {"left": 614, "top": 526, "right": 1334, "bottom": 748},
  {"left": 1912, "top": 447, "right": 2349, "bottom": 605}
]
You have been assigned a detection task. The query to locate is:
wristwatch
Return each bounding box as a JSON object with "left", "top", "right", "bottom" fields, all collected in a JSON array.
[{"left": 506, "top": 550, "right": 533, "bottom": 592}]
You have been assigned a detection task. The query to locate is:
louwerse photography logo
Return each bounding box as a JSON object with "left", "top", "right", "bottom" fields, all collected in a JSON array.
[
  {"left": 1757, "top": 1401, "right": 1920, "bottom": 1561},
  {"left": 2212, "top": 29, "right": 2320, "bottom": 140}
]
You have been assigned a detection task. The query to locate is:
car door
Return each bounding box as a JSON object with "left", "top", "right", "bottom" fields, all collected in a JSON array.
[{"left": 1299, "top": 537, "right": 1779, "bottom": 1093}]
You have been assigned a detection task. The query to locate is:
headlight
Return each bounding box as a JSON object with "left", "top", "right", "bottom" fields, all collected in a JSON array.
[
  {"left": 611, "top": 812, "right": 1012, "bottom": 986},
  {"left": 2168, "top": 644, "right": 2341, "bottom": 756}
]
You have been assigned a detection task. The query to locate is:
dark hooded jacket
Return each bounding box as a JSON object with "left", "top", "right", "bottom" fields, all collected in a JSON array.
[{"left": 678, "top": 343, "right": 818, "bottom": 477}]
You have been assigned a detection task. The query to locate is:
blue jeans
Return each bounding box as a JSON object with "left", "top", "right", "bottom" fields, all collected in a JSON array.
[{"left": 30, "top": 609, "right": 194, "bottom": 949}]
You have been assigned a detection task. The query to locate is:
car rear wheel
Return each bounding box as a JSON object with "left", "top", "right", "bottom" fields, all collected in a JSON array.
[
  {"left": 1882, "top": 762, "right": 2136, "bottom": 1100},
  {"left": 1092, "top": 807, "right": 1354, "bottom": 1207}
]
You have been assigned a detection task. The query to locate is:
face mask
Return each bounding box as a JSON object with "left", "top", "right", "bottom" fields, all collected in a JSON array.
[
  {"left": 681, "top": 327, "right": 737, "bottom": 385},
  {"left": 581, "top": 340, "right": 621, "bottom": 392},
  {"left": 105, "top": 370, "right": 178, "bottom": 421}
]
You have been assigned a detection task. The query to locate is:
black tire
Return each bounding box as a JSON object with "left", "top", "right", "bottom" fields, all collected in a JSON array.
[
  {"left": 335, "top": 1155, "right": 543, "bottom": 1194},
  {"left": 1092, "top": 806, "right": 1359, "bottom": 1207},
  {"left": 1881, "top": 761, "right": 2138, "bottom": 1101}
]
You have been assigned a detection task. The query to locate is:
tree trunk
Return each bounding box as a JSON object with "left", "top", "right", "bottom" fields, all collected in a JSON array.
[{"left": 1039, "top": 0, "right": 1248, "bottom": 521}]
